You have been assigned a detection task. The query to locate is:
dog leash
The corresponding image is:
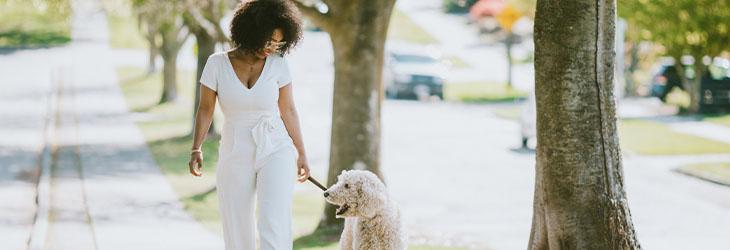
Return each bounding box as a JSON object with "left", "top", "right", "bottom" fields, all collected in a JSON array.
[{"left": 307, "top": 176, "right": 327, "bottom": 191}]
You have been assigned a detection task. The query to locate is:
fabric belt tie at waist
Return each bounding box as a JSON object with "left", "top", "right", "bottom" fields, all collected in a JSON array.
[{"left": 250, "top": 114, "right": 290, "bottom": 170}]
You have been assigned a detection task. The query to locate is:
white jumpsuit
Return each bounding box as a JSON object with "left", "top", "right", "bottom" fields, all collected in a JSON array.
[{"left": 199, "top": 51, "right": 298, "bottom": 250}]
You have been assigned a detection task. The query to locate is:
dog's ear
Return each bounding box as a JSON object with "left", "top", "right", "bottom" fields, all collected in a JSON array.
[{"left": 358, "top": 174, "right": 388, "bottom": 218}]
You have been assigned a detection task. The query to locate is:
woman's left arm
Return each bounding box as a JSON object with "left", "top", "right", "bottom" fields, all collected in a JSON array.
[{"left": 278, "top": 83, "right": 311, "bottom": 182}]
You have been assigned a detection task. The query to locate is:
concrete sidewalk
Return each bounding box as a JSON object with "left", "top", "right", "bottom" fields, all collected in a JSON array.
[
  {"left": 0, "top": 46, "right": 60, "bottom": 250},
  {"left": 51, "top": 0, "right": 223, "bottom": 249},
  {"left": 0, "top": 0, "right": 223, "bottom": 249},
  {"left": 668, "top": 121, "right": 730, "bottom": 145}
]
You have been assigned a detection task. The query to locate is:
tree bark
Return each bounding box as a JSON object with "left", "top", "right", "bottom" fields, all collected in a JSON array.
[
  {"left": 292, "top": 0, "right": 396, "bottom": 230},
  {"left": 157, "top": 21, "right": 188, "bottom": 104},
  {"left": 624, "top": 41, "right": 639, "bottom": 96},
  {"left": 529, "top": 0, "right": 641, "bottom": 249},
  {"left": 145, "top": 28, "right": 158, "bottom": 74},
  {"left": 687, "top": 54, "right": 705, "bottom": 113},
  {"left": 159, "top": 48, "right": 178, "bottom": 104},
  {"left": 138, "top": 13, "right": 158, "bottom": 74}
]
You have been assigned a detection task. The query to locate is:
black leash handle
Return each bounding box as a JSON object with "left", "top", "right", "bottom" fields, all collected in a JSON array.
[{"left": 307, "top": 176, "right": 327, "bottom": 191}]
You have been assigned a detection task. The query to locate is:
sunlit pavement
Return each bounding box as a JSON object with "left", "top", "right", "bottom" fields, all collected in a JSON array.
[{"left": 2, "top": 1, "right": 730, "bottom": 249}]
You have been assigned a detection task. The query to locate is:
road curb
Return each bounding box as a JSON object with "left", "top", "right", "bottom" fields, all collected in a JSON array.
[{"left": 674, "top": 166, "right": 730, "bottom": 187}]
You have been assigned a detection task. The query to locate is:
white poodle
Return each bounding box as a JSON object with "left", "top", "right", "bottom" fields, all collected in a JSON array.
[{"left": 324, "top": 170, "right": 407, "bottom": 250}]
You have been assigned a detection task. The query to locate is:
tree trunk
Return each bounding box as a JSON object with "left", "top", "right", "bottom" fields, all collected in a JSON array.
[
  {"left": 158, "top": 24, "right": 188, "bottom": 104},
  {"left": 159, "top": 47, "right": 178, "bottom": 104},
  {"left": 146, "top": 30, "right": 158, "bottom": 74},
  {"left": 314, "top": 0, "right": 396, "bottom": 230},
  {"left": 687, "top": 55, "right": 705, "bottom": 113},
  {"left": 529, "top": 0, "right": 641, "bottom": 249},
  {"left": 624, "top": 41, "right": 639, "bottom": 96},
  {"left": 193, "top": 32, "right": 218, "bottom": 137}
]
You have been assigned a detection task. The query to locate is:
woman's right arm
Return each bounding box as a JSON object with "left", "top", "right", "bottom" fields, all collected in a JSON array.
[{"left": 189, "top": 85, "right": 217, "bottom": 177}]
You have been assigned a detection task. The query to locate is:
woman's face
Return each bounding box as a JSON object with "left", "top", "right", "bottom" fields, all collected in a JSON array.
[{"left": 256, "top": 28, "right": 285, "bottom": 59}]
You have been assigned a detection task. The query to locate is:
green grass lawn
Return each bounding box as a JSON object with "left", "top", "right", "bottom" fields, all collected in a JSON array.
[
  {"left": 677, "top": 162, "right": 730, "bottom": 186},
  {"left": 117, "top": 66, "right": 465, "bottom": 249},
  {"left": 388, "top": 9, "right": 439, "bottom": 45},
  {"left": 444, "top": 82, "right": 527, "bottom": 103},
  {"left": 101, "top": 0, "right": 147, "bottom": 48},
  {"left": 444, "top": 56, "right": 472, "bottom": 69},
  {"left": 619, "top": 119, "right": 730, "bottom": 155},
  {"left": 0, "top": 0, "right": 71, "bottom": 48},
  {"left": 489, "top": 104, "right": 730, "bottom": 155}
]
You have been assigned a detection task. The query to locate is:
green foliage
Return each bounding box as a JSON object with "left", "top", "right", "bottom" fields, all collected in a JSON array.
[
  {"left": 0, "top": 0, "right": 71, "bottom": 47},
  {"left": 132, "top": 0, "right": 188, "bottom": 48},
  {"left": 101, "top": 0, "right": 148, "bottom": 48},
  {"left": 619, "top": 0, "right": 729, "bottom": 112},
  {"left": 618, "top": 0, "right": 729, "bottom": 58}
]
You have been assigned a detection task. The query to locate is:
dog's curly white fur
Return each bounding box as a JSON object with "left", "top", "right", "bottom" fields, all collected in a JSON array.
[{"left": 324, "top": 170, "right": 407, "bottom": 250}]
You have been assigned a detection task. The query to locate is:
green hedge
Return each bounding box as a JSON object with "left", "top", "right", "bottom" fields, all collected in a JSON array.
[{"left": 0, "top": 0, "right": 72, "bottom": 48}]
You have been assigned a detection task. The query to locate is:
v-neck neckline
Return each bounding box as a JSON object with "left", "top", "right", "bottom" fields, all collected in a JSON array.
[{"left": 224, "top": 52, "right": 270, "bottom": 92}]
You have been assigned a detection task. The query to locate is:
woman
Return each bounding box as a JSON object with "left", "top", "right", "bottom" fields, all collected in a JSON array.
[{"left": 187, "top": 1, "right": 310, "bottom": 249}]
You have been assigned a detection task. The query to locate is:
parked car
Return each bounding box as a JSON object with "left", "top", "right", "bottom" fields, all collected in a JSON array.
[
  {"left": 700, "top": 58, "right": 730, "bottom": 113},
  {"left": 383, "top": 45, "right": 448, "bottom": 100},
  {"left": 649, "top": 57, "right": 730, "bottom": 113},
  {"left": 648, "top": 58, "right": 686, "bottom": 102}
]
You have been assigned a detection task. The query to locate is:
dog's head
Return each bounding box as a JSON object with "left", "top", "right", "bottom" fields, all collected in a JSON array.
[{"left": 323, "top": 170, "right": 388, "bottom": 218}]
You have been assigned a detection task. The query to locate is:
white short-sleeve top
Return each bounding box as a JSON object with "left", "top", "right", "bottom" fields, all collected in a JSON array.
[{"left": 199, "top": 51, "right": 292, "bottom": 117}]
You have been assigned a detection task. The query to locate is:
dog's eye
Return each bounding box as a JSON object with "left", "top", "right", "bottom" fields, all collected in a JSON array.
[{"left": 344, "top": 184, "right": 350, "bottom": 189}]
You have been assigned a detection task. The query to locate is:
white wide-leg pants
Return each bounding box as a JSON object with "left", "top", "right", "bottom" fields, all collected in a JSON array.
[{"left": 216, "top": 113, "right": 297, "bottom": 250}]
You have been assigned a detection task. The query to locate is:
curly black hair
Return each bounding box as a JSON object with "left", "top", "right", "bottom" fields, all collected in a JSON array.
[{"left": 229, "top": 0, "right": 303, "bottom": 55}]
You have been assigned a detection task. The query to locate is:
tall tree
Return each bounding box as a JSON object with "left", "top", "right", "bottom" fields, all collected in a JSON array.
[
  {"left": 134, "top": 0, "right": 190, "bottom": 104},
  {"left": 182, "top": 0, "right": 233, "bottom": 137},
  {"left": 137, "top": 12, "right": 159, "bottom": 74},
  {"left": 618, "top": 0, "right": 730, "bottom": 113},
  {"left": 529, "top": 0, "right": 641, "bottom": 249},
  {"left": 291, "top": 0, "right": 396, "bottom": 230}
]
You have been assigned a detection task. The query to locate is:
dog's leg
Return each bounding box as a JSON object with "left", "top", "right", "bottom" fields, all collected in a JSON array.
[{"left": 339, "top": 218, "right": 355, "bottom": 250}]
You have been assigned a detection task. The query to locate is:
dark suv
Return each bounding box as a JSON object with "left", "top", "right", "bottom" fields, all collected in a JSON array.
[
  {"left": 701, "top": 66, "right": 730, "bottom": 112},
  {"left": 649, "top": 58, "right": 730, "bottom": 113}
]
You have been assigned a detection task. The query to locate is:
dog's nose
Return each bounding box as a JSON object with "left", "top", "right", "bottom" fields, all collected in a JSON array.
[{"left": 323, "top": 192, "right": 329, "bottom": 198}]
